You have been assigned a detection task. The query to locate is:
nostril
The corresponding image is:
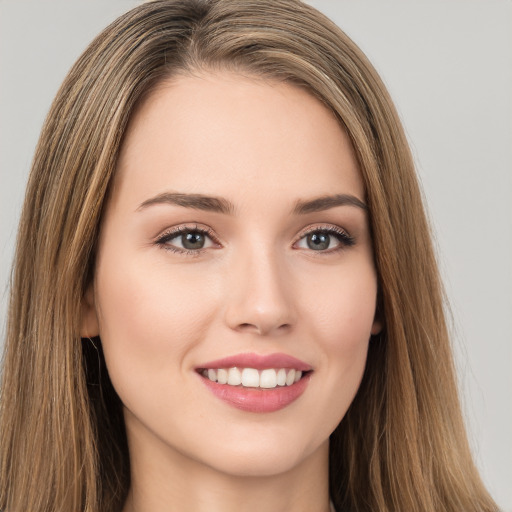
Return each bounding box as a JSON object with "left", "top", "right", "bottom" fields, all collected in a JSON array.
[
  {"left": 235, "top": 323, "right": 259, "bottom": 333},
  {"left": 234, "top": 322, "right": 292, "bottom": 336}
]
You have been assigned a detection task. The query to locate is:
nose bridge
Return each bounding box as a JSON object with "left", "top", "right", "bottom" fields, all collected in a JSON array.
[{"left": 224, "top": 240, "right": 295, "bottom": 335}]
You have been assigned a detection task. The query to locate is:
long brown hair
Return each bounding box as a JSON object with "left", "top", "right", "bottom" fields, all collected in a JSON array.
[{"left": 0, "top": 1, "right": 498, "bottom": 511}]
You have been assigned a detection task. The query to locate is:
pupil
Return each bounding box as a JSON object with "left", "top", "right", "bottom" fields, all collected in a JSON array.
[
  {"left": 307, "top": 232, "right": 330, "bottom": 250},
  {"left": 183, "top": 232, "right": 204, "bottom": 249}
]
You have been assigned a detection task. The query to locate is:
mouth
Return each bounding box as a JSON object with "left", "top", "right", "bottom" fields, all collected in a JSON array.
[
  {"left": 198, "top": 367, "right": 310, "bottom": 389},
  {"left": 195, "top": 353, "right": 313, "bottom": 413}
]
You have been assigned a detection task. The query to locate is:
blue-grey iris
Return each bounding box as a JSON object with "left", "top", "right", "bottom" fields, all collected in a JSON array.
[
  {"left": 183, "top": 232, "right": 205, "bottom": 249},
  {"left": 307, "top": 232, "right": 330, "bottom": 250}
]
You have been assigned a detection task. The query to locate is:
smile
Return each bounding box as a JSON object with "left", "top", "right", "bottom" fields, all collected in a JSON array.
[
  {"left": 196, "top": 353, "right": 313, "bottom": 413},
  {"left": 200, "top": 367, "right": 304, "bottom": 389}
]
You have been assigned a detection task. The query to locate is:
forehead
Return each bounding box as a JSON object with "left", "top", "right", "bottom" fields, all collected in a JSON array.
[{"left": 112, "top": 71, "right": 364, "bottom": 209}]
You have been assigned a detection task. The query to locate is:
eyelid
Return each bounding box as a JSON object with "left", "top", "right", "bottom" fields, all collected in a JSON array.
[
  {"left": 293, "top": 224, "right": 355, "bottom": 251},
  {"left": 153, "top": 222, "right": 354, "bottom": 256},
  {"left": 295, "top": 223, "right": 352, "bottom": 239},
  {"left": 154, "top": 223, "right": 221, "bottom": 254}
]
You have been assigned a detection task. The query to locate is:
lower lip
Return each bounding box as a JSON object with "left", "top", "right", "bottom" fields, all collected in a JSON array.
[{"left": 199, "top": 373, "right": 311, "bottom": 413}]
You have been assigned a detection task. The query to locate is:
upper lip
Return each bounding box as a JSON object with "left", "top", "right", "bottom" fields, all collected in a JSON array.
[{"left": 197, "top": 352, "right": 312, "bottom": 372}]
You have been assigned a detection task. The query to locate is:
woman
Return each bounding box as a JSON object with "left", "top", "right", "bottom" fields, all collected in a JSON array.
[{"left": 0, "top": 0, "right": 499, "bottom": 511}]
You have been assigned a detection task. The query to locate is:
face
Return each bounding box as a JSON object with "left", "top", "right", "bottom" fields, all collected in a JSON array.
[{"left": 82, "top": 71, "right": 380, "bottom": 478}]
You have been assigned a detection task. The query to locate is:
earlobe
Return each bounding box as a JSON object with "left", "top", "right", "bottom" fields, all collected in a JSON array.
[
  {"left": 371, "top": 306, "right": 383, "bottom": 335},
  {"left": 371, "top": 319, "right": 383, "bottom": 336},
  {"left": 81, "top": 284, "right": 100, "bottom": 337},
  {"left": 371, "top": 293, "right": 384, "bottom": 336}
]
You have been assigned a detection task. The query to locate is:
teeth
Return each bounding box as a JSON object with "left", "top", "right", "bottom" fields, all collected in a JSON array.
[
  {"left": 227, "top": 367, "right": 242, "bottom": 386},
  {"left": 217, "top": 368, "right": 228, "bottom": 384},
  {"left": 241, "top": 368, "right": 260, "bottom": 387},
  {"left": 260, "top": 369, "right": 277, "bottom": 388},
  {"left": 202, "top": 367, "right": 305, "bottom": 388}
]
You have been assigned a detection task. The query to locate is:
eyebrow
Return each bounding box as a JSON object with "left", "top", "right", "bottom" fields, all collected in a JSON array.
[
  {"left": 293, "top": 194, "right": 367, "bottom": 214},
  {"left": 137, "top": 192, "right": 234, "bottom": 214},
  {"left": 137, "top": 191, "right": 367, "bottom": 215}
]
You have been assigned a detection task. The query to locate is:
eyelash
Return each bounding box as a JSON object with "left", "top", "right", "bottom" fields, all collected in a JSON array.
[
  {"left": 154, "top": 224, "right": 220, "bottom": 257},
  {"left": 295, "top": 225, "right": 355, "bottom": 253},
  {"left": 154, "top": 224, "right": 355, "bottom": 256}
]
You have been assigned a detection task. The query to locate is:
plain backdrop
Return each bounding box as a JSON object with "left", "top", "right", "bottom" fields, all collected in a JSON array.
[{"left": 0, "top": 1, "right": 511, "bottom": 510}]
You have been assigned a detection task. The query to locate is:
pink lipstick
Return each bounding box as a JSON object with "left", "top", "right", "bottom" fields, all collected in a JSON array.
[
  {"left": 199, "top": 352, "right": 312, "bottom": 371},
  {"left": 196, "top": 352, "right": 312, "bottom": 413}
]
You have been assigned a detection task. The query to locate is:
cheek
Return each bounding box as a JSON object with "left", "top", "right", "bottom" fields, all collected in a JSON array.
[
  {"left": 93, "top": 253, "right": 219, "bottom": 392},
  {"left": 303, "top": 258, "right": 378, "bottom": 351},
  {"left": 300, "top": 259, "right": 377, "bottom": 416}
]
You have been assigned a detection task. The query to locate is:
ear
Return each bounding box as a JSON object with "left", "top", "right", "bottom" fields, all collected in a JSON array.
[
  {"left": 370, "top": 291, "right": 384, "bottom": 336},
  {"left": 371, "top": 317, "right": 383, "bottom": 336},
  {"left": 81, "top": 283, "right": 99, "bottom": 337},
  {"left": 370, "top": 301, "right": 384, "bottom": 336}
]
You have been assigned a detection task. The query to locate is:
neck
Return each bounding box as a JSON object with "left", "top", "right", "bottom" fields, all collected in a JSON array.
[{"left": 122, "top": 425, "right": 331, "bottom": 512}]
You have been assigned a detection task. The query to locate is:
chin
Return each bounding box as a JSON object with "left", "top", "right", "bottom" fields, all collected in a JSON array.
[{"left": 192, "top": 428, "right": 328, "bottom": 478}]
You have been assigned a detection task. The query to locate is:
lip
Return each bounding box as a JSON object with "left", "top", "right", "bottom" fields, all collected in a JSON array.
[
  {"left": 199, "top": 372, "right": 311, "bottom": 413},
  {"left": 197, "top": 352, "right": 313, "bottom": 372},
  {"left": 196, "top": 352, "right": 313, "bottom": 413}
]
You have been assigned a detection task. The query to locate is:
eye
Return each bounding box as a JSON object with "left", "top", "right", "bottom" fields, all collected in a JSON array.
[
  {"left": 155, "top": 225, "right": 218, "bottom": 253},
  {"left": 295, "top": 226, "right": 355, "bottom": 252}
]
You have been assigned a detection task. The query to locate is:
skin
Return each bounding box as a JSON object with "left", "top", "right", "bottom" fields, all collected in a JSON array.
[{"left": 82, "top": 71, "right": 381, "bottom": 512}]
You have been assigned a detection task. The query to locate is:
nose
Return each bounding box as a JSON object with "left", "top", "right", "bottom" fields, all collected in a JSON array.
[{"left": 223, "top": 246, "right": 296, "bottom": 336}]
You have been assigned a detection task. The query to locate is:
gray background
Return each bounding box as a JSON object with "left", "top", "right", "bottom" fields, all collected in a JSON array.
[{"left": 1, "top": 1, "right": 511, "bottom": 509}]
